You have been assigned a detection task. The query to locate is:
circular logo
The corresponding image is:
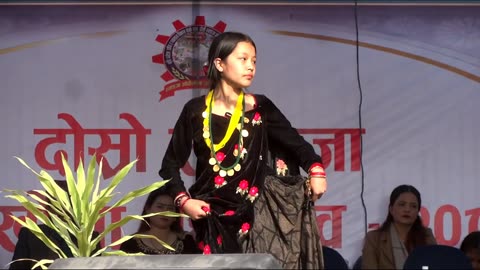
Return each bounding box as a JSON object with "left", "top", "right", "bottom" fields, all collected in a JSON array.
[{"left": 163, "top": 25, "right": 220, "bottom": 80}]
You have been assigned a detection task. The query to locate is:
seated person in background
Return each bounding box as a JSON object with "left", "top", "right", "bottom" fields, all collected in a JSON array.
[
  {"left": 10, "top": 180, "right": 100, "bottom": 270},
  {"left": 10, "top": 224, "right": 73, "bottom": 270},
  {"left": 120, "top": 186, "right": 198, "bottom": 254},
  {"left": 460, "top": 231, "right": 480, "bottom": 270},
  {"left": 361, "top": 184, "right": 437, "bottom": 269}
]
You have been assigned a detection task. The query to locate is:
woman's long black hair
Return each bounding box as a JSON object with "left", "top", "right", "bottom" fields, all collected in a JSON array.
[
  {"left": 136, "top": 186, "right": 183, "bottom": 234},
  {"left": 379, "top": 184, "right": 429, "bottom": 252}
]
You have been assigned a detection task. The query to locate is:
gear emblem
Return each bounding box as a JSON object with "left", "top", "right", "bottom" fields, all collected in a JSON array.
[{"left": 152, "top": 16, "right": 226, "bottom": 100}]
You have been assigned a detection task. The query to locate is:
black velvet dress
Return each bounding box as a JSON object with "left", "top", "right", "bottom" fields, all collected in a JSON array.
[{"left": 159, "top": 94, "right": 321, "bottom": 254}]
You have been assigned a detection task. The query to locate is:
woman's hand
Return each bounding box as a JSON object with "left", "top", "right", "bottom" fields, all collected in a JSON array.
[
  {"left": 309, "top": 176, "right": 327, "bottom": 201},
  {"left": 181, "top": 198, "right": 211, "bottom": 220}
]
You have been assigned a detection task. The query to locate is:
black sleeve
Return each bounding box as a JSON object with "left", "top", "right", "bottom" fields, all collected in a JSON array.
[
  {"left": 262, "top": 95, "right": 322, "bottom": 173},
  {"left": 119, "top": 238, "right": 140, "bottom": 254},
  {"left": 158, "top": 101, "right": 194, "bottom": 198},
  {"left": 9, "top": 227, "right": 34, "bottom": 270}
]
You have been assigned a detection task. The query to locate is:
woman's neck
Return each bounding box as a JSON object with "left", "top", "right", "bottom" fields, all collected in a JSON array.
[
  {"left": 146, "top": 227, "right": 174, "bottom": 242},
  {"left": 213, "top": 84, "right": 242, "bottom": 110},
  {"left": 393, "top": 222, "right": 412, "bottom": 242}
]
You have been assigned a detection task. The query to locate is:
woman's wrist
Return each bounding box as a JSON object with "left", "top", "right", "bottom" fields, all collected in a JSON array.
[
  {"left": 179, "top": 197, "right": 191, "bottom": 212},
  {"left": 309, "top": 162, "right": 326, "bottom": 178},
  {"left": 174, "top": 192, "right": 190, "bottom": 208},
  {"left": 309, "top": 162, "right": 324, "bottom": 172}
]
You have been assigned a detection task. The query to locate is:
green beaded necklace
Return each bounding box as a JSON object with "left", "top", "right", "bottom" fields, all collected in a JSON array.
[{"left": 203, "top": 90, "right": 246, "bottom": 174}]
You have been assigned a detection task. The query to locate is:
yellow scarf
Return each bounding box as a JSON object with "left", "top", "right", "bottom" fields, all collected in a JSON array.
[{"left": 203, "top": 90, "right": 244, "bottom": 153}]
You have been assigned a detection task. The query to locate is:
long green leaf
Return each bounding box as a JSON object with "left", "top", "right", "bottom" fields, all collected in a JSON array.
[
  {"left": 11, "top": 216, "right": 67, "bottom": 258},
  {"left": 60, "top": 154, "right": 82, "bottom": 225},
  {"left": 5, "top": 193, "right": 53, "bottom": 228},
  {"left": 27, "top": 192, "right": 51, "bottom": 208},
  {"left": 97, "top": 159, "right": 137, "bottom": 199},
  {"left": 13, "top": 157, "right": 64, "bottom": 214},
  {"left": 75, "top": 156, "right": 86, "bottom": 196},
  {"left": 101, "top": 250, "right": 144, "bottom": 256},
  {"left": 14, "top": 157, "right": 44, "bottom": 179},
  {"left": 82, "top": 153, "right": 97, "bottom": 221},
  {"left": 91, "top": 233, "right": 174, "bottom": 258},
  {"left": 31, "top": 259, "right": 55, "bottom": 270},
  {"left": 90, "top": 214, "right": 147, "bottom": 249},
  {"left": 75, "top": 155, "right": 87, "bottom": 239},
  {"left": 7, "top": 258, "right": 54, "bottom": 270},
  {"left": 37, "top": 172, "right": 71, "bottom": 216},
  {"left": 84, "top": 195, "right": 114, "bottom": 240},
  {"left": 31, "top": 190, "right": 77, "bottom": 230},
  {"left": 104, "top": 180, "right": 169, "bottom": 212},
  {"left": 90, "top": 234, "right": 138, "bottom": 257},
  {"left": 91, "top": 156, "right": 103, "bottom": 203},
  {"left": 111, "top": 233, "right": 174, "bottom": 251},
  {"left": 48, "top": 214, "right": 79, "bottom": 257}
]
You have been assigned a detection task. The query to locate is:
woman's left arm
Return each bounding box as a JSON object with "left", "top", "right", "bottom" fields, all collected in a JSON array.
[
  {"left": 262, "top": 96, "right": 322, "bottom": 171},
  {"left": 262, "top": 96, "right": 327, "bottom": 199}
]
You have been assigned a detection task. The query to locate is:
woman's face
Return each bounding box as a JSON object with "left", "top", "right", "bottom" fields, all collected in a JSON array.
[
  {"left": 465, "top": 249, "right": 480, "bottom": 270},
  {"left": 215, "top": 41, "right": 256, "bottom": 89},
  {"left": 145, "top": 194, "right": 176, "bottom": 230},
  {"left": 389, "top": 192, "right": 419, "bottom": 226}
]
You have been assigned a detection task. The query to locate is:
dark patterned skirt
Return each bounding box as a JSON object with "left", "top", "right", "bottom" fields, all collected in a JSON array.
[{"left": 244, "top": 175, "right": 324, "bottom": 269}]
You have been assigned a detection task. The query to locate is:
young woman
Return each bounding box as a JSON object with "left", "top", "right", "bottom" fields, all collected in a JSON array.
[
  {"left": 361, "top": 184, "right": 437, "bottom": 269},
  {"left": 119, "top": 187, "right": 197, "bottom": 254},
  {"left": 460, "top": 231, "right": 480, "bottom": 270},
  {"left": 159, "top": 31, "right": 326, "bottom": 268}
]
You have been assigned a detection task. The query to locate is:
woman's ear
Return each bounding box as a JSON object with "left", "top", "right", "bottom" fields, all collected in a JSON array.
[{"left": 214, "top": 58, "right": 223, "bottom": 73}]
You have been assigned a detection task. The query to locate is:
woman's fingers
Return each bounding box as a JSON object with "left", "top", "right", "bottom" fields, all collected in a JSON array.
[
  {"left": 183, "top": 199, "right": 211, "bottom": 220},
  {"left": 309, "top": 176, "right": 327, "bottom": 201}
]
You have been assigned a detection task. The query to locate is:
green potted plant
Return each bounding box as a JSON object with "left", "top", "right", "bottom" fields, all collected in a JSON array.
[{"left": 4, "top": 154, "right": 184, "bottom": 269}]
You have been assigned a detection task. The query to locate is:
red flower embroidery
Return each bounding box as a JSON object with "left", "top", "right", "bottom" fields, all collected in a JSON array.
[
  {"left": 198, "top": 241, "right": 205, "bottom": 250},
  {"left": 216, "top": 152, "right": 226, "bottom": 162},
  {"left": 238, "top": 222, "right": 250, "bottom": 237},
  {"left": 224, "top": 210, "right": 235, "bottom": 216},
  {"left": 203, "top": 244, "right": 211, "bottom": 255},
  {"left": 252, "top": 112, "right": 262, "bottom": 126},
  {"left": 236, "top": 179, "right": 249, "bottom": 195},
  {"left": 217, "top": 235, "right": 223, "bottom": 246},
  {"left": 246, "top": 186, "right": 259, "bottom": 203},
  {"left": 276, "top": 159, "right": 288, "bottom": 176},
  {"left": 214, "top": 175, "right": 226, "bottom": 188}
]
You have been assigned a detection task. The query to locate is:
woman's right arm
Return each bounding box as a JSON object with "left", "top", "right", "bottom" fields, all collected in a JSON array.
[
  {"left": 158, "top": 100, "right": 210, "bottom": 220},
  {"left": 158, "top": 103, "right": 194, "bottom": 199}
]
